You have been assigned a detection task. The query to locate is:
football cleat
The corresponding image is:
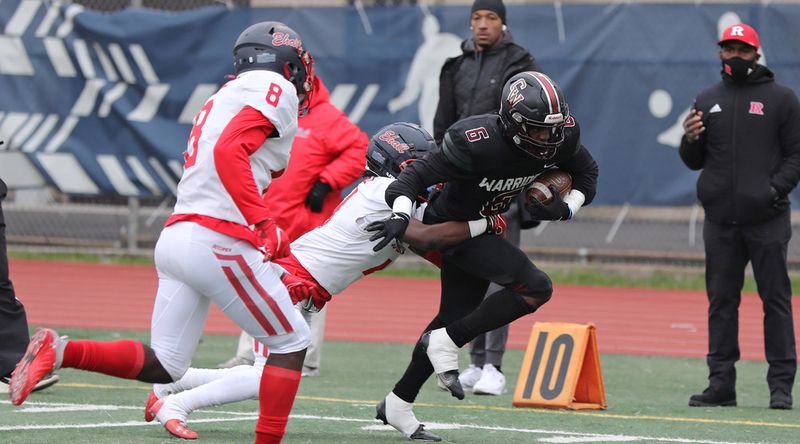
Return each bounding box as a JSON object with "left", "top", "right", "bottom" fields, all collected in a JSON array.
[
  {"left": 152, "top": 395, "right": 197, "bottom": 439},
  {"left": 144, "top": 390, "right": 160, "bottom": 422},
  {"left": 420, "top": 329, "right": 464, "bottom": 400},
  {"left": 164, "top": 419, "right": 198, "bottom": 440},
  {"left": 9, "top": 328, "right": 66, "bottom": 405},
  {"left": 375, "top": 395, "right": 441, "bottom": 442}
]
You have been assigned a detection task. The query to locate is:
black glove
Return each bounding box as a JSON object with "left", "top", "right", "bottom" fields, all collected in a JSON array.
[
  {"left": 527, "top": 185, "right": 572, "bottom": 221},
  {"left": 366, "top": 212, "right": 411, "bottom": 251},
  {"left": 305, "top": 180, "right": 332, "bottom": 213},
  {"left": 770, "top": 185, "right": 789, "bottom": 212}
]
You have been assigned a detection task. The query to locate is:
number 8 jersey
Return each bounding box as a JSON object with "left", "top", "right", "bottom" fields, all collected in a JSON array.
[{"left": 170, "top": 70, "right": 299, "bottom": 242}]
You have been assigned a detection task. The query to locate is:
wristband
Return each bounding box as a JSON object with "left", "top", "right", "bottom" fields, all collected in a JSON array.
[
  {"left": 563, "top": 189, "right": 586, "bottom": 217},
  {"left": 391, "top": 195, "right": 414, "bottom": 218},
  {"left": 467, "top": 219, "right": 488, "bottom": 238}
]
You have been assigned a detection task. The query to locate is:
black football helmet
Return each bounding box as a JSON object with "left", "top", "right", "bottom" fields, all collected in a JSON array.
[
  {"left": 499, "top": 71, "right": 569, "bottom": 160},
  {"left": 366, "top": 122, "right": 436, "bottom": 179},
  {"left": 233, "top": 21, "right": 315, "bottom": 115}
]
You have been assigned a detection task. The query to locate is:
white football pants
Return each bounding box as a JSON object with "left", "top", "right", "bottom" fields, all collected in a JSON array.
[{"left": 151, "top": 222, "right": 310, "bottom": 380}]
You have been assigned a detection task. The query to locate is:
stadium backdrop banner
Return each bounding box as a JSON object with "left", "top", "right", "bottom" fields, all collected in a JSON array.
[{"left": 1, "top": 1, "right": 799, "bottom": 205}]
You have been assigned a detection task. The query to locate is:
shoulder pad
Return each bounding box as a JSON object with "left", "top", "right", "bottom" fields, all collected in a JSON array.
[{"left": 442, "top": 115, "right": 505, "bottom": 169}]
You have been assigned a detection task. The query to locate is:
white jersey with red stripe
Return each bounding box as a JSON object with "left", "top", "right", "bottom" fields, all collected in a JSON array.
[
  {"left": 173, "top": 70, "right": 298, "bottom": 225},
  {"left": 290, "top": 176, "right": 424, "bottom": 295}
]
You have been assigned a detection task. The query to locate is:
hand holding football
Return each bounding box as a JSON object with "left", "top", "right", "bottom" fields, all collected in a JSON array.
[{"left": 527, "top": 169, "right": 572, "bottom": 205}]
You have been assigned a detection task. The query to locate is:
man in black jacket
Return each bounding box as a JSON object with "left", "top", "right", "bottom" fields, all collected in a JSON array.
[
  {"left": 680, "top": 23, "right": 800, "bottom": 410},
  {"left": 433, "top": 0, "right": 540, "bottom": 145},
  {"left": 432, "top": 0, "right": 542, "bottom": 396}
]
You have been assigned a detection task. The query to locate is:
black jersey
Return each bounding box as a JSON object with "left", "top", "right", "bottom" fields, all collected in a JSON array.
[{"left": 385, "top": 113, "right": 598, "bottom": 223}]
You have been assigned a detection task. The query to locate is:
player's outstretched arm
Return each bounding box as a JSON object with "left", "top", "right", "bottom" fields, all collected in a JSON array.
[{"left": 403, "top": 214, "right": 506, "bottom": 251}]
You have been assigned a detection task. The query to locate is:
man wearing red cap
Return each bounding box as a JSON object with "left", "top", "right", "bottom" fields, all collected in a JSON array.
[{"left": 680, "top": 23, "right": 800, "bottom": 409}]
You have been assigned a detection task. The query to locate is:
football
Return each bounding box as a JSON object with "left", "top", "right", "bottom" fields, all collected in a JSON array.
[{"left": 526, "top": 169, "right": 572, "bottom": 205}]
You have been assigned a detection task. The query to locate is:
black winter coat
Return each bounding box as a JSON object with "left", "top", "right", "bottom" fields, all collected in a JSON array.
[
  {"left": 432, "top": 32, "right": 539, "bottom": 145},
  {"left": 679, "top": 65, "right": 800, "bottom": 225}
]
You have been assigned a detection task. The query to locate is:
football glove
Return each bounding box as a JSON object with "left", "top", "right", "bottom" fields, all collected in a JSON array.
[
  {"left": 254, "top": 218, "right": 291, "bottom": 262},
  {"left": 485, "top": 214, "right": 507, "bottom": 236},
  {"left": 305, "top": 179, "right": 332, "bottom": 213},
  {"left": 527, "top": 185, "right": 572, "bottom": 221},
  {"left": 280, "top": 272, "right": 330, "bottom": 312},
  {"left": 366, "top": 212, "right": 410, "bottom": 252}
]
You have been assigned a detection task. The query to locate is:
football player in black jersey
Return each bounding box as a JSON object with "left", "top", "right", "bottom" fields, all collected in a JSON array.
[{"left": 369, "top": 71, "right": 598, "bottom": 441}]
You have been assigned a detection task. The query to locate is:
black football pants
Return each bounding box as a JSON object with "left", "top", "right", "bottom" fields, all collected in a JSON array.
[
  {"left": 0, "top": 193, "right": 30, "bottom": 378},
  {"left": 703, "top": 211, "right": 796, "bottom": 394},
  {"left": 392, "top": 234, "right": 552, "bottom": 403}
]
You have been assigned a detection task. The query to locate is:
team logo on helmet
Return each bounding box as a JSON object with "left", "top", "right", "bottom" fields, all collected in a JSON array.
[
  {"left": 271, "top": 32, "right": 303, "bottom": 50},
  {"left": 378, "top": 130, "right": 411, "bottom": 154}
]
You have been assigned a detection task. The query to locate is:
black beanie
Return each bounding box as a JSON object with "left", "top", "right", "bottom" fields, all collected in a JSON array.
[{"left": 471, "top": 0, "right": 506, "bottom": 24}]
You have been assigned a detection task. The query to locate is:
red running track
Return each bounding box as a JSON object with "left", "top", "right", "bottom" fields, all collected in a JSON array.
[{"left": 11, "top": 259, "right": 800, "bottom": 361}]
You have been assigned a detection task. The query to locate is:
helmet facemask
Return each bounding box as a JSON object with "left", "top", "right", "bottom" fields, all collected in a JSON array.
[{"left": 509, "top": 110, "right": 566, "bottom": 160}]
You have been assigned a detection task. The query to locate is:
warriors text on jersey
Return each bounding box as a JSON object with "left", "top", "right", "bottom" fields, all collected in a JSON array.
[
  {"left": 386, "top": 113, "right": 598, "bottom": 223},
  {"left": 168, "top": 70, "right": 300, "bottom": 246}
]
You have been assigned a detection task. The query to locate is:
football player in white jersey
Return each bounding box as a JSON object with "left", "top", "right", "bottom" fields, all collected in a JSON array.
[
  {"left": 143, "top": 123, "right": 506, "bottom": 440},
  {"left": 9, "top": 21, "right": 316, "bottom": 444}
]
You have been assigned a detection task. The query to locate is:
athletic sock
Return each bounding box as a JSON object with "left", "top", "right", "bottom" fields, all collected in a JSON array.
[
  {"left": 447, "top": 289, "right": 534, "bottom": 347},
  {"left": 170, "top": 365, "right": 261, "bottom": 414},
  {"left": 154, "top": 365, "right": 254, "bottom": 398},
  {"left": 61, "top": 340, "right": 145, "bottom": 379},
  {"left": 254, "top": 364, "right": 301, "bottom": 444}
]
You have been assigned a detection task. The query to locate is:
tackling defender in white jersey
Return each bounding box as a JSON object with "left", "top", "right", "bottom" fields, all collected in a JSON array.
[
  {"left": 10, "top": 22, "right": 316, "bottom": 444},
  {"left": 144, "top": 123, "right": 506, "bottom": 440}
]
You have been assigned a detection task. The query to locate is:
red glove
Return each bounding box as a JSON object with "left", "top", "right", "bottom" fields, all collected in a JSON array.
[
  {"left": 485, "top": 214, "right": 507, "bottom": 236},
  {"left": 280, "top": 272, "right": 331, "bottom": 311},
  {"left": 254, "top": 218, "right": 290, "bottom": 262}
]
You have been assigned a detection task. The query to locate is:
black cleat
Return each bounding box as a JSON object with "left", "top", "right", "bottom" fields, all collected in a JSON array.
[
  {"left": 409, "top": 424, "right": 442, "bottom": 442},
  {"left": 376, "top": 399, "right": 442, "bottom": 442},
  {"left": 437, "top": 370, "right": 464, "bottom": 400},
  {"left": 689, "top": 388, "right": 737, "bottom": 407}
]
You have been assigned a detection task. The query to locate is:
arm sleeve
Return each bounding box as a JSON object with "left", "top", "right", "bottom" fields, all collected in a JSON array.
[
  {"left": 385, "top": 149, "right": 469, "bottom": 207},
  {"left": 771, "top": 91, "right": 800, "bottom": 195},
  {"left": 214, "top": 106, "right": 275, "bottom": 225},
  {"left": 558, "top": 145, "right": 599, "bottom": 205},
  {"left": 433, "top": 60, "right": 458, "bottom": 145},
  {"left": 318, "top": 115, "right": 369, "bottom": 189}
]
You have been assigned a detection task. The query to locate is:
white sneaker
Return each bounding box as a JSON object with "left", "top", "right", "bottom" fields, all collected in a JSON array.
[
  {"left": 472, "top": 364, "right": 506, "bottom": 396},
  {"left": 458, "top": 364, "right": 483, "bottom": 391}
]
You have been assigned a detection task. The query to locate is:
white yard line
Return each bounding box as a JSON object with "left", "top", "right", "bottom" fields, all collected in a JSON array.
[{"left": 1, "top": 400, "right": 769, "bottom": 443}]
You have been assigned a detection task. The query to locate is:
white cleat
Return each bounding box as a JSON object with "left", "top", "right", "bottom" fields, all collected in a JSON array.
[
  {"left": 472, "top": 364, "right": 506, "bottom": 396},
  {"left": 458, "top": 364, "right": 483, "bottom": 392},
  {"left": 375, "top": 392, "right": 441, "bottom": 442}
]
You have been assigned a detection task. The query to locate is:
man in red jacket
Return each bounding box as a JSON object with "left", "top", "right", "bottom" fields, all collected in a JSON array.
[{"left": 218, "top": 75, "right": 368, "bottom": 376}]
